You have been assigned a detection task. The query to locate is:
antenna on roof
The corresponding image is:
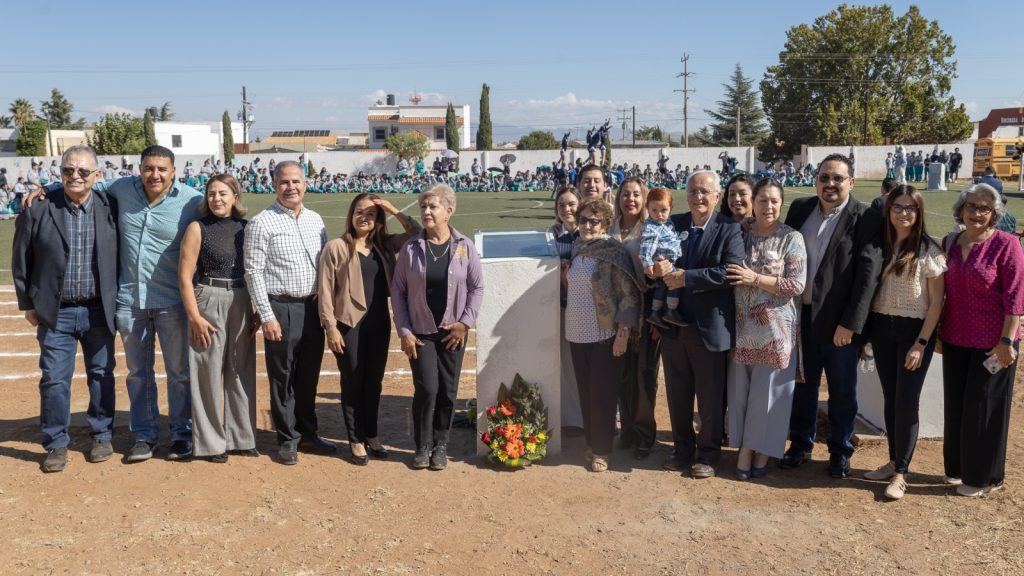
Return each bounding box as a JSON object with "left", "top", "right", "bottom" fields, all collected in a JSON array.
[{"left": 409, "top": 91, "right": 422, "bottom": 105}]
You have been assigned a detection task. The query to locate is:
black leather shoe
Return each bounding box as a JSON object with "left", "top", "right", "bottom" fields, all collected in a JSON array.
[
  {"left": 662, "top": 454, "right": 687, "bottom": 472},
  {"left": 412, "top": 448, "right": 430, "bottom": 469},
  {"left": 166, "top": 440, "right": 193, "bottom": 461},
  {"left": 828, "top": 454, "right": 851, "bottom": 479},
  {"left": 662, "top": 309, "right": 688, "bottom": 327},
  {"left": 646, "top": 311, "right": 671, "bottom": 329},
  {"left": 298, "top": 436, "right": 337, "bottom": 455},
  {"left": 365, "top": 442, "right": 389, "bottom": 459},
  {"left": 633, "top": 446, "right": 652, "bottom": 460},
  {"left": 231, "top": 448, "right": 260, "bottom": 457},
  {"left": 277, "top": 445, "right": 298, "bottom": 465},
  {"left": 208, "top": 453, "right": 229, "bottom": 463},
  {"left": 779, "top": 451, "right": 810, "bottom": 469},
  {"left": 430, "top": 444, "right": 449, "bottom": 470}
]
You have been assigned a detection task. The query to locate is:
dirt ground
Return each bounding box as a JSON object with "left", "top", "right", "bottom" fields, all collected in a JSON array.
[{"left": 1, "top": 286, "right": 1022, "bottom": 575}]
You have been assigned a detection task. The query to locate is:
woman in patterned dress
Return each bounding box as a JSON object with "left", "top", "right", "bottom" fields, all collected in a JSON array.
[{"left": 724, "top": 179, "right": 807, "bottom": 479}]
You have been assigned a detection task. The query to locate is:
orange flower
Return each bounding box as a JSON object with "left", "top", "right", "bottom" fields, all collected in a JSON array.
[
  {"left": 503, "top": 423, "right": 522, "bottom": 441},
  {"left": 499, "top": 400, "right": 517, "bottom": 416},
  {"left": 505, "top": 439, "right": 525, "bottom": 459}
]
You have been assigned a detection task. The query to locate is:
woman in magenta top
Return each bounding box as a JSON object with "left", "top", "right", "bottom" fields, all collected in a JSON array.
[{"left": 940, "top": 182, "right": 1024, "bottom": 497}]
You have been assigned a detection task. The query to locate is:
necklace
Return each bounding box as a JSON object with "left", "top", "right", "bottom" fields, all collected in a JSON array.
[{"left": 426, "top": 239, "right": 451, "bottom": 262}]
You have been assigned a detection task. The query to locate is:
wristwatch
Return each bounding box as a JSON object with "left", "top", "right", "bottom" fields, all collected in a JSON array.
[
  {"left": 1000, "top": 336, "right": 1014, "bottom": 346},
  {"left": 917, "top": 337, "right": 928, "bottom": 346}
]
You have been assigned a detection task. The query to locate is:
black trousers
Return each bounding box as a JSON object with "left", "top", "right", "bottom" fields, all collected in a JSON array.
[
  {"left": 409, "top": 330, "right": 465, "bottom": 450},
  {"left": 334, "top": 305, "right": 391, "bottom": 443},
  {"left": 617, "top": 325, "right": 661, "bottom": 450},
  {"left": 660, "top": 325, "right": 727, "bottom": 465},
  {"left": 942, "top": 340, "right": 1017, "bottom": 487},
  {"left": 571, "top": 338, "right": 626, "bottom": 456},
  {"left": 265, "top": 298, "right": 325, "bottom": 446},
  {"left": 869, "top": 313, "right": 936, "bottom": 473}
]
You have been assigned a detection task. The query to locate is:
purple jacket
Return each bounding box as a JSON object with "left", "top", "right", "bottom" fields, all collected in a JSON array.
[{"left": 392, "top": 227, "right": 484, "bottom": 337}]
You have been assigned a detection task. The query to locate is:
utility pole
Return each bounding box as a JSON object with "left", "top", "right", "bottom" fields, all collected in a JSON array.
[
  {"left": 238, "top": 86, "right": 254, "bottom": 146},
  {"left": 675, "top": 54, "right": 694, "bottom": 148},
  {"left": 617, "top": 107, "right": 631, "bottom": 140},
  {"left": 632, "top": 105, "right": 636, "bottom": 149},
  {"left": 736, "top": 107, "right": 741, "bottom": 147}
]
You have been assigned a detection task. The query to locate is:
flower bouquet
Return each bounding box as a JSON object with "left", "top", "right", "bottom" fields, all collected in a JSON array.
[{"left": 480, "top": 374, "right": 551, "bottom": 468}]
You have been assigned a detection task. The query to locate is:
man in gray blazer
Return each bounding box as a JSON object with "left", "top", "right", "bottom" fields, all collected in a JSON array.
[{"left": 12, "top": 145, "right": 119, "bottom": 473}]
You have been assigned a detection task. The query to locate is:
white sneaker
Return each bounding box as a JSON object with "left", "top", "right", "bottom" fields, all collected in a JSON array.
[
  {"left": 956, "top": 484, "right": 988, "bottom": 497},
  {"left": 942, "top": 476, "right": 963, "bottom": 486},
  {"left": 884, "top": 475, "right": 908, "bottom": 500},
  {"left": 864, "top": 461, "right": 896, "bottom": 481}
]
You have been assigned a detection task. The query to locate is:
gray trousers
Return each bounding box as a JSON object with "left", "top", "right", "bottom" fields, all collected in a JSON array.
[
  {"left": 727, "top": 355, "right": 797, "bottom": 459},
  {"left": 189, "top": 284, "right": 257, "bottom": 456}
]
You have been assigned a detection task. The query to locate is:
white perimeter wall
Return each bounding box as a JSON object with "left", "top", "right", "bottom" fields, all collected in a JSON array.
[{"left": 804, "top": 142, "right": 976, "bottom": 179}]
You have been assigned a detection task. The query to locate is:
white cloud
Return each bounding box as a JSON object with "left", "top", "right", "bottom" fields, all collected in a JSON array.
[
  {"left": 97, "top": 104, "right": 134, "bottom": 115},
  {"left": 498, "top": 92, "right": 682, "bottom": 130},
  {"left": 324, "top": 115, "right": 339, "bottom": 123},
  {"left": 259, "top": 96, "right": 294, "bottom": 110},
  {"left": 362, "top": 89, "right": 447, "bottom": 105},
  {"left": 363, "top": 89, "right": 389, "bottom": 104},
  {"left": 320, "top": 97, "right": 341, "bottom": 108}
]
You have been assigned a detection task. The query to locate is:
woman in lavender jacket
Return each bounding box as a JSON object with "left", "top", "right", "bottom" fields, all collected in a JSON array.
[{"left": 392, "top": 184, "right": 484, "bottom": 471}]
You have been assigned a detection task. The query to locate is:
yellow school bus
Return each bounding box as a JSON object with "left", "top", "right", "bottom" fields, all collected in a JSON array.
[{"left": 973, "top": 138, "right": 1023, "bottom": 180}]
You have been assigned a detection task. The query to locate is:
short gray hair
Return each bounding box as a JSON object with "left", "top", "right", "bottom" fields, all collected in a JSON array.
[
  {"left": 687, "top": 169, "right": 721, "bottom": 195},
  {"left": 953, "top": 183, "right": 1005, "bottom": 228},
  {"left": 421, "top": 183, "right": 456, "bottom": 212},
  {"left": 272, "top": 160, "right": 303, "bottom": 182},
  {"left": 61, "top": 145, "right": 98, "bottom": 168}
]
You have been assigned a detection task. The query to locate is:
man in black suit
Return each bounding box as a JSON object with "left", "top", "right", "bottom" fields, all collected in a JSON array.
[
  {"left": 12, "top": 145, "right": 119, "bottom": 473},
  {"left": 653, "top": 170, "right": 745, "bottom": 478},
  {"left": 781, "top": 153, "right": 882, "bottom": 478}
]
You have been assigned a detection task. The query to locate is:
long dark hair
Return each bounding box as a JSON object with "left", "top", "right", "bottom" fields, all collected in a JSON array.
[
  {"left": 883, "top": 185, "right": 936, "bottom": 276},
  {"left": 344, "top": 193, "right": 389, "bottom": 255},
  {"left": 720, "top": 173, "right": 756, "bottom": 218}
]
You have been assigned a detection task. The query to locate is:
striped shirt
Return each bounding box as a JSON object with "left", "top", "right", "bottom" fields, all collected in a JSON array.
[
  {"left": 61, "top": 192, "right": 97, "bottom": 303},
  {"left": 244, "top": 201, "right": 327, "bottom": 323}
]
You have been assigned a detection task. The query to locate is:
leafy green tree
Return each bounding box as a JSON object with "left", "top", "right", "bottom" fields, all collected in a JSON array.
[
  {"left": 89, "top": 112, "right": 146, "bottom": 155},
  {"left": 307, "top": 159, "right": 315, "bottom": 177},
  {"left": 445, "top": 103, "right": 460, "bottom": 151},
  {"left": 16, "top": 119, "right": 47, "bottom": 156},
  {"left": 385, "top": 131, "right": 430, "bottom": 161},
  {"left": 222, "top": 110, "right": 235, "bottom": 163},
  {"left": 517, "top": 130, "right": 559, "bottom": 150},
  {"left": 39, "top": 88, "right": 85, "bottom": 129},
  {"left": 705, "top": 64, "right": 767, "bottom": 146},
  {"left": 143, "top": 109, "right": 158, "bottom": 147},
  {"left": 634, "top": 125, "right": 669, "bottom": 143},
  {"left": 760, "top": 4, "right": 972, "bottom": 159},
  {"left": 9, "top": 98, "right": 35, "bottom": 130},
  {"left": 476, "top": 83, "right": 492, "bottom": 150}
]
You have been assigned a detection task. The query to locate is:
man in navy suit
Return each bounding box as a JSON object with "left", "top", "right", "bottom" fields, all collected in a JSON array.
[
  {"left": 13, "top": 145, "right": 119, "bottom": 473},
  {"left": 781, "top": 153, "right": 882, "bottom": 478},
  {"left": 652, "top": 170, "right": 745, "bottom": 478}
]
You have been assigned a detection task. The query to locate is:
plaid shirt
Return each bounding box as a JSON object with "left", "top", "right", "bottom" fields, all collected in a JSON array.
[
  {"left": 244, "top": 202, "right": 327, "bottom": 323},
  {"left": 638, "top": 218, "right": 683, "bottom": 268},
  {"left": 62, "top": 192, "right": 98, "bottom": 303}
]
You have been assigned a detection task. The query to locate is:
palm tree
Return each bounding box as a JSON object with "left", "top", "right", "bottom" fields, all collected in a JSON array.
[
  {"left": 0, "top": 116, "right": 12, "bottom": 128},
  {"left": 158, "top": 101, "right": 174, "bottom": 121},
  {"left": 9, "top": 99, "right": 34, "bottom": 129}
]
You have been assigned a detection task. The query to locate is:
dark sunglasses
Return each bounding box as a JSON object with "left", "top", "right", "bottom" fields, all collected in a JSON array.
[
  {"left": 61, "top": 167, "right": 95, "bottom": 179},
  {"left": 817, "top": 174, "right": 849, "bottom": 185}
]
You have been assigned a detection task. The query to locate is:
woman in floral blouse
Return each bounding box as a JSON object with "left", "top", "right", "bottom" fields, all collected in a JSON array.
[{"left": 725, "top": 179, "right": 807, "bottom": 479}]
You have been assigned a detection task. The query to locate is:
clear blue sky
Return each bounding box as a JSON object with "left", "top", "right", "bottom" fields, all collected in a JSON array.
[{"left": 5, "top": 0, "right": 1021, "bottom": 143}]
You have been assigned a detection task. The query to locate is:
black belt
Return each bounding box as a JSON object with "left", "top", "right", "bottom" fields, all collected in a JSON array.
[
  {"left": 269, "top": 294, "right": 315, "bottom": 303},
  {"left": 198, "top": 277, "right": 246, "bottom": 289},
  {"left": 60, "top": 297, "right": 101, "bottom": 307}
]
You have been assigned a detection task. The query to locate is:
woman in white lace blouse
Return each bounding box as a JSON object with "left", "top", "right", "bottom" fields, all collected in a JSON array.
[{"left": 863, "top": 185, "right": 945, "bottom": 500}]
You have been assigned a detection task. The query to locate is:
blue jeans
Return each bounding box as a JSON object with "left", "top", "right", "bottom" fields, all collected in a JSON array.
[
  {"left": 116, "top": 304, "right": 192, "bottom": 444},
  {"left": 37, "top": 302, "right": 116, "bottom": 450},
  {"left": 788, "top": 307, "right": 860, "bottom": 457}
]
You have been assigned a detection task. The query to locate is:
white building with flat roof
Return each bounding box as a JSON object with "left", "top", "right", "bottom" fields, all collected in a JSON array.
[
  {"left": 155, "top": 121, "right": 244, "bottom": 158},
  {"left": 367, "top": 99, "right": 470, "bottom": 150}
]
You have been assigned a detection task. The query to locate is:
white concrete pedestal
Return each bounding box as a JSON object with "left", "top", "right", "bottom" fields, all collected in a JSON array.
[
  {"left": 475, "top": 257, "right": 562, "bottom": 455},
  {"left": 927, "top": 164, "right": 947, "bottom": 191},
  {"left": 857, "top": 359, "right": 944, "bottom": 438}
]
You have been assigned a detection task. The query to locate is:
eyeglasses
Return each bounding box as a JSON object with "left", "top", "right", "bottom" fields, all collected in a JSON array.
[
  {"left": 963, "top": 202, "right": 994, "bottom": 216},
  {"left": 61, "top": 167, "right": 95, "bottom": 179},
  {"left": 687, "top": 189, "right": 716, "bottom": 198},
  {"left": 889, "top": 204, "right": 919, "bottom": 215},
  {"left": 578, "top": 216, "right": 603, "bottom": 228},
  {"left": 817, "top": 174, "right": 849, "bottom": 185}
]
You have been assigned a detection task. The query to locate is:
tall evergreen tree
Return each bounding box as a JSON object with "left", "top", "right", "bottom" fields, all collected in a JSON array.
[
  {"left": 143, "top": 109, "right": 158, "bottom": 146},
  {"left": 476, "top": 83, "right": 492, "bottom": 150},
  {"left": 704, "top": 64, "right": 767, "bottom": 147},
  {"left": 445, "top": 103, "right": 460, "bottom": 151},
  {"left": 222, "top": 110, "right": 235, "bottom": 163},
  {"left": 40, "top": 88, "right": 84, "bottom": 129}
]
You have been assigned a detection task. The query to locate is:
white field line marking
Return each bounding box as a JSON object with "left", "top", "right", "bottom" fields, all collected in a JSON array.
[
  {"left": 456, "top": 200, "right": 545, "bottom": 217},
  {"left": 3, "top": 347, "right": 477, "bottom": 357},
  {"left": 0, "top": 368, "right": 476, "bottom": 381}
]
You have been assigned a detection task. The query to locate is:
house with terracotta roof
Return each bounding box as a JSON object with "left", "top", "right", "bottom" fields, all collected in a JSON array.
[{"left": 367, "top": 96, "right": 471, "bottom": 150}]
